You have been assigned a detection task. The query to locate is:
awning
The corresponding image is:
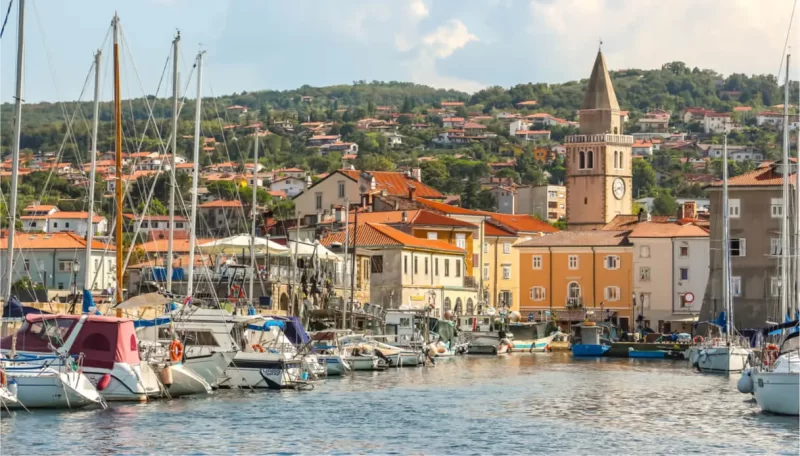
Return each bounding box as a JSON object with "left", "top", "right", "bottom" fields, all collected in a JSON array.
[{"left": 643, "top": 310, "right": 698, "bottom": 322}]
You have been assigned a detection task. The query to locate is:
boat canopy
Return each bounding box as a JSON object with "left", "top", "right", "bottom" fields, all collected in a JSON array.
[
  {"left": 274, "top": 316, "right": 310, "bottom": 345},
  {"left": 115, "top": 292, "right": 172, "bottom": 310},
  {"left": 0, "top": 314, "right": 142, "bottom": 369},
  {"left": 246, "top": 320, "right": 285, "bottom": 331},
  {"left": 780, "top": 331, "right": 799, "bottom": 355},
  {"left": 2, "top": 296, "right": 50, "bottom": 318}
]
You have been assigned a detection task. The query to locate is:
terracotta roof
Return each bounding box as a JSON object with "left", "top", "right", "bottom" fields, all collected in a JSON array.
[
  {"left": 628, "top": 222, "right": 709, "bottom": 238},
  {"left": 709, "top": 162, "right": 797, "bottom": 187},
  {"left": 516, "top": 230, "right": 630, "bottom": 248},
  {"left": 122, "top": 214, "right": 189, "bottom": 221},
  {"left": 0, "top": 232, "right": 112, "bottom": 250},
  {"left": 336, "top": 170, "right": 444, "bottom": 199},
  {"left": 268, "top": 190, "right": 288, "bottom": 199},
  {"left": 487, "top": 213, "right": 559, "bottom": 234},
  {"left": 733, "top": 106, "right": 752, "bottom": 112},
  {"left": 48, "top": 212, "right": 106, "bottom": 223},
  {"left": 24, "top": 205, "right": 56, "bottom": 212},
  {"left": 275, "top": 167, "right": 305, "bottom": 173},
  {"left": 484, "top": 223, "right": 516, "bottom": 237},
  {"left": 441, "top": 101, "right": 464, "bottom": 107},
  {"left": 320, "top": 222, "right": 465, "bottom": 254},
  {"left": 415, "top": 198, "right": 486, "bottom": 216},
  {"left": 515, "top": 130, "right": 550, "bottom": 135},
  {"left": 136, "top": 238, "right": 214, "bottom": 254},
  {"left": 443, "top": 117, "right": 465, "bottom": 122},
  {"left": 199, "top": 200, "right": 243, "bottom": 208},
  {"left": 516, "top": 100, "right": 538, "bottom": 106},
  {"left": 348, "top": 210, "right": 476, "bottom": 229},
  {"left": 602, "top": 214, "right": 671, "bottom": 230}
]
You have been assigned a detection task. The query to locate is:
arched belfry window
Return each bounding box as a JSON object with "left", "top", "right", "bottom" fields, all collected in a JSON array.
[
  {"left": 579, "top": 151, "right": 585, "bottom": 169},
  {"left": 613, "top": 151, "right": 618, "bottom": 169},
  {"left": 587, "top": 151, "right": 594, "bottom": 169}
]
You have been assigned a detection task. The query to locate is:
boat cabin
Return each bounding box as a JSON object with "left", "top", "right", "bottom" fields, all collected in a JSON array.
[
  {"left": 572, "top": 322, "right": 607, "bottom": 346},
  {"left": 508, "top": 322, "right": 551, "bottom": 341},
  {"left": 456, "top": 315, "right": 501, "bottom": 333}
]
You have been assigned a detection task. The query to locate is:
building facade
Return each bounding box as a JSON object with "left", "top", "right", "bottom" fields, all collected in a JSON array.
[{"left": 514, "top": 185, "right": 566, "bottom": 221}]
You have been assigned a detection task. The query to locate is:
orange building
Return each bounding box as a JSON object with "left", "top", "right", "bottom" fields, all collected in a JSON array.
[{"left": 516, "top": 230, "right": 634, "bottom": 331}]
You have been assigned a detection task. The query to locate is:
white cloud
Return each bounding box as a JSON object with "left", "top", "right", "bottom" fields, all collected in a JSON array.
[
  {"left": 408, "top": 0, "right": 429, "bottom": 19},
  {"left": 422, "top": 20, "right": 479, "bottom": 58}
]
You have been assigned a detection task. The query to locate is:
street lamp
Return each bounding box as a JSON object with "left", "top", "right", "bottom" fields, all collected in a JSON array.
[
  {"left": 72, "top": 260, "right": 81, "bottom": 295},
  {"left": 37, "top": 259, "right": 47, "bottom": 290}
]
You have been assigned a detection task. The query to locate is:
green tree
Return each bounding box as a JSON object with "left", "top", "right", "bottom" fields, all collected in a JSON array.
[
  {"left": 632, "top": 159, "right": 657, "bottom": 197},
  {"left": 651, "top": 191, "right": 678, "bottom": 216},
  {"left": 420, "top": 160, "right": 449, "bottom": 191}
]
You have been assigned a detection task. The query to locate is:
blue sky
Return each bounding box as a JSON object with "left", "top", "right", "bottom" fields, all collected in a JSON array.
[{"left": 2, "top": 0, "right": 799, "bottom": 103}]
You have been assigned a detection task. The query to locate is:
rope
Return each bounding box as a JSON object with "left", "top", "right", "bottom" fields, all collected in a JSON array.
[{"left": 0, "top": 0, "right": 13, "bottom": 39}]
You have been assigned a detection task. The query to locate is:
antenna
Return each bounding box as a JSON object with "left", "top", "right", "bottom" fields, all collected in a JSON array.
[{"left": 599, "top": 38, "right": 603, "bottom": 51}]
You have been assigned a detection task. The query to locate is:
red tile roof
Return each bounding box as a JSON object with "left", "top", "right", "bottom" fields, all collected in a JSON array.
[
  {"left": 337, "top": 170, "right": 444, "bottom": 199},
  {"left": 0, "top": 232, "right": 112, "bottom": 250},
  {"left": 733, "top": 106, "right": 752, "bottom": 112},
  {"left": 23, "top": 205, "right": 56, "bottom": 212},
  {"left": 628, "top": 222, "right": 709, "bottom": 238},
  {"left": 487, "top": 213, "right": 558, "bottom": 234},
  {"left": 199, "top": 200, "right": 244, "bottom": 208},
  {"left": 463, "top": 122, "right": 487, "bottom": 129},
  {"left": 348, "top": 210, "right": 476, "bottom": 228},
  {"left": 443, "top": 117, "right": 465, "bottom": 122},
  {"left": 137, "top": 238, "right": 214, "bottom": 254},
  {"left": 516, "top": 230, "right": 630, "bottom": 247},
  {"left": 320, "top": 222, "right": 465, "bottom": 253},
  {"left": 602, "top": 214, "right": 672, "bottom": 230},
  {"left": 516, "top": 100, "right": 538, "bottom": 106},
  {"left": 484, "top": 223, "right": 516, "bottom": 237},
  {"left": 122, "top": 214, "right": 189, "bottom": 221},
  {"left": 441, "top": 101, "right": 465, "bottom": 107},
  {"left": 709, "top": 162, "right": 797, "bottom": 187}
]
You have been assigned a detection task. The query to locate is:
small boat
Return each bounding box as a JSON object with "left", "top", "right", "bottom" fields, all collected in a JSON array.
[
  {"left": 508, "top": 322, "right": 559, "bottom": 353},
  {"left": 745, "top": 324, "right": 799, "bottom": 415},
  {"left": 138, "top": 341, "right": 212, "bottom": 397},
  {"left": 0, "top": 368, "right": 18, "bottom": 408},
  {"left": 340, "top": 335, "right": 422, "bottom": 367},
  {"left": 0, "top": 355, "right": 103, "bottom": 409},
  {"left": 307, "top": 331, "right": 352, "bottom": 376},
  {"left": 627, "top": 348, "right": 666, "bottom": 359},
  {"left": 570, "top": 322, "right": 611, "bottom": 357},
  {"left": 0, "top": 314, "right": 160, "bottom": 401}
]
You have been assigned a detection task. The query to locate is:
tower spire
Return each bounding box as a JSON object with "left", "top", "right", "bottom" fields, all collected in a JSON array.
[{"left": 581, "top": 49, "right": 619, "bottom": 111}]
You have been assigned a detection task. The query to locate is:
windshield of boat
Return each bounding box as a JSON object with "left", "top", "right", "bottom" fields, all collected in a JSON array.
[
  {"left": 780, "top": 332, "right": 799, "bottom": 355},
  {"left": 509, "top": 325, "right": 540, "bottom": 340},
  {"left": 28, "top": 319, "right": 75, "bottom": 348}
]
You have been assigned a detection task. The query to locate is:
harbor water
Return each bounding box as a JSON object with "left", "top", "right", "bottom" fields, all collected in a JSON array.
[{"left": 1, "top": 354, "right": 798, "bottom": 454}]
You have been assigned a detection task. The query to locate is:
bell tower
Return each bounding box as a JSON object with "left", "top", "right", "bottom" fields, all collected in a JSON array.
[{"left": 565, "top": 50, "right": 633, "bottom": 231}]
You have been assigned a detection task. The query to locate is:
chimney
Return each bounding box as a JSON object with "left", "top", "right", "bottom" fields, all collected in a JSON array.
[
  {"left": 408, "top": 184, "right": 417, "bottom": 201},
  {"left": 684, "top": 201, "right": 697, "bottom": 219},
  {"left": 637, "top": 207, "right": 647, "bottom": 223},
  {"left": 411, "top": 167, "right": 422, "bottom": 182},
  {"left": 401, "top": 211, "right": 408, "bottom": 223}
]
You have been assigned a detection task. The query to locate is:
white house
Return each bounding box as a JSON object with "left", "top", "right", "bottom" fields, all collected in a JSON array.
[
  {"left": 703, "top": 112, "right": 734, "bottom": 133},
  {"left": 270, "top": 176, "right": 310, "bottom": 198},
  {"left": 632, "top": 141, "right": 654, "bottom": 156},
  {"left": 21, "top": 205, "right": 58, "bottom": 232},
  {"left": 123, "top": 214, "right": 189, "bottom": 237},
  {"left": 508, "top": 119, "right": 531, "bottom": 136},
  {"left": 629, "top": 222, "right": 709, "bottom": 333},
  {"left": 701, "top": 144, "right": 764, "bottom": 163},
  {"left": 383, "top": 132, "right": 404, "bottom": 147},
  {"left": 48, "top": 212, "right": 108, "bottom": 236},
  {"left": 0, "top": 232, "right": 117, "bottom": 291}
]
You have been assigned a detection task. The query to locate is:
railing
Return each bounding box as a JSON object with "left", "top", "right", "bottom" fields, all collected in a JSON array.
[
  {"left": 463, "top": 276, "right": 479, "bottom": 289},
  {"left": 564, "top": 134, "right": 634, "bottom": 145},
  {"left": 566, "top": 297, "right": 584, "bottom": 308}
]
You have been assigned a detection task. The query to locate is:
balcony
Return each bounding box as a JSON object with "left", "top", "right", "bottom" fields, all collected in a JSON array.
[
  {"left": 463, "top": 276, "right": 479, "bottom": 289},
  {"left": 566, "top": 297, "right": 584, "bottom": 308},
  {"left": 564, "top": 134, "right": 633, "bottom": 145}
]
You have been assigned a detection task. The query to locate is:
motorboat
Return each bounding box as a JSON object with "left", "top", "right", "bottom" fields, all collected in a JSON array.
[
  {"left": 307, "top": 331, "right": 352, "bottom": 376},
  {"left": 246, "top": 317, "right": 326, "bottom": 379},
  {"left": 138, "top": 341, "right": 212, "bottom": 397},
  {"left": 570, "top": 322, "right": 611, "bottom": 357},
  {"left": 741, "top": 325, "right": 800, "bottom": 415},
  {"left": 0, "top": 314, "right": 160, "bottom": 401},
  {"left": 340, "top": 335, "right": 422, "bottom": 367},
  {"left": 0, "top": 356, "right": 103, "bottom": 409},
  {"left": 456, "top": 314, "right": 510, "bottom": 355},
  {"left": 508, "top": 322, "right": 559, "bottom": 353}
]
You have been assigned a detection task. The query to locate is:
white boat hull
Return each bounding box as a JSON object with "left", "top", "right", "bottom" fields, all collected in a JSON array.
[
  {"left": 752, "top": 352, "right": 800, "bottom": 415},
  {"left": 154, "top": 364, "right": 212, "bottom": 397},
  {"left": 184, "top": 351, "right": 236, "bottom": 389},
  {"left": 5, "top": 367, "right": 102, "bottom": 409},
  {"left": 695, "top": 346, "right": 750, "bottom": 373},
  {"left": 220, "top": 353, "right": 303, "bottom": 389},
  {"left": 317, "top": 355, "right": 349, "bottom": 376},
  {"left": 345, "top": 356, "right": 383, "bottom": 371}
]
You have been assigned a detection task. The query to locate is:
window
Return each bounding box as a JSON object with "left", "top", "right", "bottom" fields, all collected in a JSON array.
[
  {"left": 58, "top": 261, "right": 73, "bottom": 272},
  {"left": 176, "top": 222, "right": 184, "bottom": 229},
  {"left": 414, "top": 256, "right": 418, "bottom": 274},
  {"left": 730, "top": 238, "right": 746, "bottom": 257},
  {"left": 640, "top": 245, "right": 650, "bottom": 258},
  {"left": 728, "top": 199, "right": 740, "bottom": 218},
  {"left": 548, "top": 191, "right": 557, "bottom": 199},
  {"left": 604, "top": 286, "right": 621, "bottom": 301},
  {"left": 502, "top": 265, "right": 511, "bottom": 280},
  {"left": 456, "top": 260, "right": 461, "bottom": 277},
  {"left": 770, "top": 237, "right": 781, "bottom": 256},
  {"left": 579, "top": 151, "right": 586, "bottom": 169},
  {"left": 315, "top": 193, "right": 323, "bottom": 210},
  {"left": 217, "top": 209, "right": 223, "bottom": 215},
  {"left": 23, "top": 260, "right": 30, "bottom": 272},
  {"left": 680, "top": 268, "right": 689, "bottom": 281},
  {"left": 640, "top": 267, "right": 650, "bottom": 281},
  {"left": 404, "top": 256, "right": 408, "bottom": 275},
  {"left": 444, "top": 259, "right": 450, "bottom": 277},
  {"left": 530, "top": 286, "right": 546, "bottom": 301},
  {"left": 567, "top": 282, "right": 581, "bottom": 306},
  {"left": 532, "top": 255, "right": 542, "bottom": 270},
  {"left": 548, "top": 201, "right": 558, "bottom": 209},
  {"left": 65, "top": 222, "right": 70, "bottom": 228},
  {"left": 731, "top": 276, "right": 742, "bottom": 297},
  {"left": 455, "top": 233, "right": 466, "bottom": 249},
  {"left": 568, "top": 255, "right": 578, "bottom": 269},
  {"left": 30, "top": 221, "right": 36, "bottom": 227},
  {"left": 771, "top": 198, "right": 783, "bottom": 218},
  {"left": 587, "top": 151, "right": 594, "bottom": 169},
  {"left": 435, "top": 259, "right": 439, "bottom": 276},
  {"left": 483, "top": 242, "right": 488, "bottom": 254},
  {"left": 605, "top": 255, "right": 620, "bottom": 270},
  {"left": 427, "top": 232, "right": 438, "bottom": 240},
  {"left": 53, "top": 222, "right": 58, "bottom": 228},
  {"left": 680, "top": 246, "right": 688, "bottom": 257},
  {"left": 770, "top": 277, "right": 782, "bottom": 297},
  {"left": 424, "top": 257, "right": 428, "bottom": 275},
  {"left": 483, "top": 264, "right": 489, "bottom": 280},
  {"left": 57, "top": 282, "right": 64, "bottom": 290},
  {"left": 503, "top": 243, "right": 511, "bottom": 254},
  {"left": 338, "top": 181, "right": 346, "bottom": 198}
]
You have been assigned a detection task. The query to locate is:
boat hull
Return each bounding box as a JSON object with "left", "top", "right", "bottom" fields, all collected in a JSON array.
[
  {"left": 317, "top": 355, "right": 349, "bottom": 376},
  {"left": 5, "top": 368, "right": 101, "bottom": 409},
  {"left": 628, "top": 350, "right": 666, "bottom": 359},
  {"left": 753, "top": 371, "right": 800, "bottom": 415},
  {"left": 220, "top": 354, "right": 303, "bottom": 389},
  {"left": 695, "top": 346, "right": 750, "bottom": 373},
  {"left": 512, "top": 334, "right": 557, "bottom": 353},
  {"left": 571, "top": 344, "right": 610, "bottom": 357},
  {"left": 154, "top": 364, "right": 212, "bottom": 397},
  {"left": 184, "top": 351, "right": 236, "bottom": 389}
]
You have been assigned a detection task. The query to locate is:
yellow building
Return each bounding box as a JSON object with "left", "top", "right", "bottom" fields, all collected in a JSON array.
[{"left": 516, "top": 230, "right": 633, "bottom": 331}]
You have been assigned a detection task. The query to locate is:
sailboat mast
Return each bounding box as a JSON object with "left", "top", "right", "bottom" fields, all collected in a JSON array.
[
  {"left": 780, "top": 55, "right": 791, "bottom": 322},
  {"left": 795, "top": 83, "right": 800, "bottom": 319},
  {"left": 722, "top": 130, "right": 731, "bottom": 341},
  {"left": 84, "top": 50, "right": 102, "bottom": 295},
  {"left": 113, "top": 15, "right": 124, "bottom": 313},
  {"left": 342, "top": 199, "right": 348, "bottom": 328},
  {"left": 186, "top": 51, "right": 204, "bottom": 298},
  {"left": 3, "top": 0, "right": 25, "bottom": 300},
  {"left": 248, "top": 131, "right": 259, "bottom": 307},
  {"left": 166, "top": 32, "right": 180, "bottom": 293}
]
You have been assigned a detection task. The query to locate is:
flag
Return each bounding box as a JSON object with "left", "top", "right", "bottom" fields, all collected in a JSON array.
[{"left": 183, "top": 296, "right": 192, "bottom": 307}]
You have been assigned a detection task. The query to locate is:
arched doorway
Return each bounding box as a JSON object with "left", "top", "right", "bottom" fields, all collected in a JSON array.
[
  {"left": 567, "top": 282, "right": 581, "bottom": 307},
  {"left": 466, "top": 298, "right": 474, "bottom": 315},
  {"left": 454, "top": 298, "right": 463, "bottom": 315},
  {"left": 279, "top": 293, "right": 290, "bottom": 312}
]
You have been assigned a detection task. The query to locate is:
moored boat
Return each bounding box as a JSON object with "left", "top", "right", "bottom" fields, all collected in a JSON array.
[
  {"left": 570, "top": 322, "right": 611, "bottom": 357},
  {"left": 0, "top": 355, "right": 103, "bottom": 409}
]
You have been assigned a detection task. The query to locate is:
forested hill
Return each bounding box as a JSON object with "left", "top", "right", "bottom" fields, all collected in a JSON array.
[{"left": 1, "top": 61, "right": 797, "bottom": 156}]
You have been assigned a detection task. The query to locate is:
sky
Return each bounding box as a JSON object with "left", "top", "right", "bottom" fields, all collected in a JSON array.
[{"left": 1, "top": 0, "right": 799, "bottom": 103}]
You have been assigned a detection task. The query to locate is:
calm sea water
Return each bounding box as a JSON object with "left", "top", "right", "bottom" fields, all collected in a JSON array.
[{"left": 1, "top": 354, "right": 798, "bottom": 455}]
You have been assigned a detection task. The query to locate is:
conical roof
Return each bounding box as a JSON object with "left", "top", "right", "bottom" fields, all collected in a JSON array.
[{"left": 580, "top": 50, "right": 619, "bottom": 110}]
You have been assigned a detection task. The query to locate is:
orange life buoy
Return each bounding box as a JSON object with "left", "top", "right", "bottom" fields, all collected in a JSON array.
[
  {"left": 693, "top": 335, "right": 704, "bottom": 344},
  {"left": 0, "top": 369, "right": 6, "bottom": 387},
  {"left": 252, "top": 344, "right": 265, "bottom": 353},
  {"left": 764, "top": 343, "right": 780, "bottom": 366},
  {"left": 169, "top": 340, "right": 184, "bottom": 362}
]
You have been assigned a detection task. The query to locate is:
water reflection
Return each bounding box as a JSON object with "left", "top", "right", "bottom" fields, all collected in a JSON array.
[{"left": 1, "top": 354, "right": 797, "bottom": 454}]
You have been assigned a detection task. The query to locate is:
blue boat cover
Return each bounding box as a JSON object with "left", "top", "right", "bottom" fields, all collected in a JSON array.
[
  {"left": 133, "top": 317, "right": 172, "bottom": 328},
  {"left": 247, "top": 320, "right": 285, "bottom": 331},
  {"left": 2, "top": 296, "right": 50, "bottom": 318},
  {"left": 274, "top": 316, "right": 310, "bottom": 345}
]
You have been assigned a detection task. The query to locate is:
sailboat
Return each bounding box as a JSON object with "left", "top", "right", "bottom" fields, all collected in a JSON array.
[
  {"left": 746, "top": 56, "right": 800, "bottom": 415},
  {"left": 691, "top": 130, "right": 751, "bottom": 373}
]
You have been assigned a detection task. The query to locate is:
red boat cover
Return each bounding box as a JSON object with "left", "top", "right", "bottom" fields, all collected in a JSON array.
[{"left": 0, "top": 314, "right": 141, "bottom": 369}]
